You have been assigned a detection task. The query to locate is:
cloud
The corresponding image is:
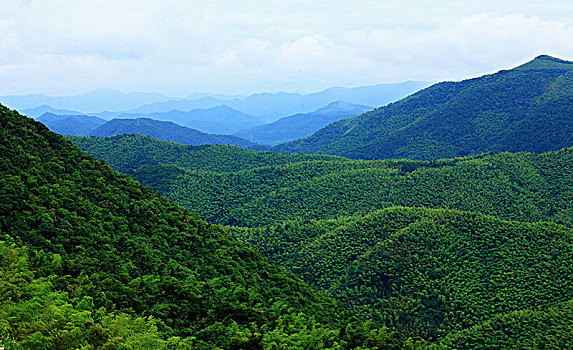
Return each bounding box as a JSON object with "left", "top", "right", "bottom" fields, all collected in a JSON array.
[{"left": 1, "top": 1, "right": 573, "bottom": 95}]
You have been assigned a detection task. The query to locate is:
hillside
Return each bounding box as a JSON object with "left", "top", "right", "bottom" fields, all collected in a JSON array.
[
  {"left": 227, "top": 207, "right": 573, "bottom": 341},
  {"left": 276, "top": 55, "right": 573, "bottom": 160},
  {"left": 90, "top": 117, "right": 257, "bottom": 148},
  {"left": 69, "top": 134, "right": 341, "bottom": 174},
  {"left": 72, "top": 135, "right": 573, "bottom": 228},
  {"left": 37, "top": 112, "right": 107, "bottom": 136},
  {"left": 0, "top": 104, "right": 414, "bottom": 349},
  {"left": 235, "top": 102, "right": 372, "bottom": 145}
]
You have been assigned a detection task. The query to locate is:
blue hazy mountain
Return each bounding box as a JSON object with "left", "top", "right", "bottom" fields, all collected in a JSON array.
[
  {"left": 3, "top": 88, "right": 173, "bottom": 113},
  {"left": 90, "top": 118, "right": 256, "bottom": 148},
  {"left": 20, "top": 105, "right": 84, "bottom": 118},
  {"left": 113, "top": 81, "right": 429, "bottom": 122},
  {"left": 37, "top": 113, "right": 107, "bottom": 136},
  {"left": 117, "top": 105, "right": 265, "bottom": 134},
  {"left": 235, "top": 101, "right": 372, "bottom": 145},
  {"left": 228, "top": 81, "right": 429, "bottom": 121}
]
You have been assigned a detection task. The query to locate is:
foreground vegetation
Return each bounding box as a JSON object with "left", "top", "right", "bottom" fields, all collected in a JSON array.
[{"left": 1, "top": 105, "right": 416, "bottom": 349}]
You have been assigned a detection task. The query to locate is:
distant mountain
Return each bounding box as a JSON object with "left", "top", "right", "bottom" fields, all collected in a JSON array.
[
  {"left": 20, "top": 105, "right": 84, "bottom": 118},
  {"left": 118, "top": 105, "right": 265, "bottom": 134},
  {"left": 3, "top": 88, "right": 172, "bottom": 113},
  {"left": 117, "top": 81, "right": 429, "bottom": 122},
  {"left": 275, "top": 55, "right": 573, "bottom": 160},
  {"left": 122, "top": 96, "right": 229, "bottom": 116},
  {"left": 235, "top": 101, "right": 372, "bottom": 145},
  {"left": 37, "top": 113, "right": 106, "bottom": 136},
  {"left": 90, "top": 118, "right": 256, "bottom": 148}
]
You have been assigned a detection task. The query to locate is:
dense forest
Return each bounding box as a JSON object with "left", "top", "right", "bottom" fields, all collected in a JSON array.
[
  {"left": 0, "top": 104, "right": 419, "bottom": 349},
  {"left": 229, "top": 207, "right": 573, "bottom": 342},
  {"left": 275, "top": 55, "right": 573, "bottom": 160},
  {"left": 72, "top": 134, "right": 573, "bottom": 228},
  {"left": 70, "top": 130, "right": 573, "bottom": 347}
]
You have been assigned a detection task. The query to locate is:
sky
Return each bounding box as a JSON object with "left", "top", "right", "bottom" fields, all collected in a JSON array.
[{"left": 2, "top": 0, "right": 573, "bottom": 97}]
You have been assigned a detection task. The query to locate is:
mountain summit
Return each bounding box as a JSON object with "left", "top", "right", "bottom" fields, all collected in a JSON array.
[{"left": 276, "top": 55, "right": 573, "bottom": 160}]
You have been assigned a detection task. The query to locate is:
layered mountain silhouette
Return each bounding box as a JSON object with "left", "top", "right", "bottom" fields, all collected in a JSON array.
[
  {"left": 124, "top": 81, "right": 428, "bottom": 121},
  {"left": 37, "top": 113, "right": 107, "bottom": 136},
  {"left": 90, "top": 117, "right": 256, "bottom": 147},
  {"left": 117, "top": 105, "right": 264, "bottom": 134},
  {"left": 276, "top": 55, "right": 573, "bottom": 160},
  {"left": 235, "top": 101, "right": 372, "bottom": 145}
]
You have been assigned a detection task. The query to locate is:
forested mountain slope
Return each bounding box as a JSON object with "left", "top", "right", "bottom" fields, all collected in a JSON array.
[
  {"left": 228, "top": 207, "right": 573, "bottom": 342},
  {"left": 69, "top": 133, "right": 341, "bottom": 173},
  {"left": 72, "top": 135, "right": 573, "bottom": 228},
  {"left": 90, "top": 117, "right": 256, "bottom": 148},
  {"left": 275, "top": 55, "right": 573, "bottom": 160},
  {"left": 440, "top": 300, "right": 573, "bottom": 349},
  {"left": 0, "top": 104, "right": 413, "bottom": 349},
  {"left": 68, "top": 117, "right": 573, "bottom": 346}
]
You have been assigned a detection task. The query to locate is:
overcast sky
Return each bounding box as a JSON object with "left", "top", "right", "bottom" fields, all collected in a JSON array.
[{"left": 2, "top": 0, "right": 573, "bottom": 97}]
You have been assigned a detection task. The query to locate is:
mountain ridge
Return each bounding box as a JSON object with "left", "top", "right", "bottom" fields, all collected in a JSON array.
[{"left": 275, "top": 55, "right": 573, "bottom": 160}]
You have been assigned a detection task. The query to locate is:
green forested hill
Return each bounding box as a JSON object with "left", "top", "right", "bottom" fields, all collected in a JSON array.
[
  {"left": 228, "top": 207, "right": 573, "bottom": 342},
  {"left": 73, "top": 135, "right": 573, "bottom": 228},
  {"left": 275, "top": 55, "right": 573, "bottom": 160},
  {"left": 69, "top": 133, "right": 341, "bottom": 173},
  {"left": 0, "top": 104, "right": 414, "bottom": 349},
  {"left": 440, "top": 301, "right": 573, "bottom": 349}
]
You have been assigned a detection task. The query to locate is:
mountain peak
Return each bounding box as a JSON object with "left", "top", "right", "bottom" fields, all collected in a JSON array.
[{"left": 515, "top": 55, "right": 573, "bottom": 71}]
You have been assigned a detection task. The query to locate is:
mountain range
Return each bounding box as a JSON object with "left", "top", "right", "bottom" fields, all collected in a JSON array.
[
  {"left": 116, "top": 105, "right": 265, "bottom": 134},
  {"left": 118, "top": 81, "right": 428, "bottom": 122},
  {"left": 4, "top": 81, "right": 429, "bottom": 123},
  {"left": 37, "top": 113, "right": 107, "bottom": 136},
  {"left": 276, "top": 55, "right": 573, "bottom": 160},
  {"left": 2, "top": 88, "right": 172, "bottom": 113},
  {"left": 4, "top": 104, "right": 397, "bottom": 349},
  {"left": 70, "top": 132, "right": 573, "bottom": 348}
]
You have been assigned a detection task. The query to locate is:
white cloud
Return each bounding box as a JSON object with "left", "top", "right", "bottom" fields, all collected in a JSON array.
[{"left": 1, "top": 1, "right": 573, "bottom": 95}]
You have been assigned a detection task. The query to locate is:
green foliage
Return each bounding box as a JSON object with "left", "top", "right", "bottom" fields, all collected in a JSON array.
[
  {"left": 68, "top": 122, "right": 573, "bottom": 346},
  {"left": 73, "top": 136, "right": 573, "bottom": 228},
  {"left": 275, "top": 55, "right": 573, "bottom": 160},
  {"left": 230, "top": 207, "right": 573, "bottom": 342},
  {"left": 69, "top": 133, "right": 341, "bottom": 173},
  {"left": 0, "top": 238, "right": 177, "bottom": 349},
  {"left": 0, "top": 105, "right": 412, "bottom": 348},
  {"left": 441, "top": 301, "right": 573, "bottom": 349}
]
